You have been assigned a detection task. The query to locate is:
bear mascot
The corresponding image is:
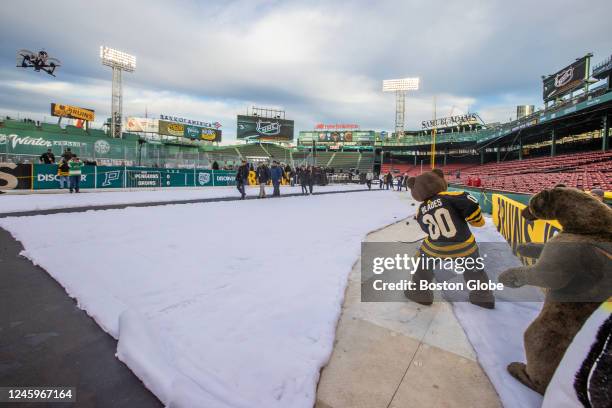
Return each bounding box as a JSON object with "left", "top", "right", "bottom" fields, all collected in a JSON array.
[
  {"left": 499, "top": 186, "right": 612, "bottom": 394},
  {"left": 405, "top": 169, "right": 495, "bottom": 309}
]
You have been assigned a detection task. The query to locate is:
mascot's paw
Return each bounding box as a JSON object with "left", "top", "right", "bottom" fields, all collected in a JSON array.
[
  {"left": 507, "top": 362, "right": 543, "bottom": 395},
  {"left": 516, "top": 243, "right": 545, "bottom": 259},
  {"left": 499, "top": 268, "right": 527, "bottom": 288}
]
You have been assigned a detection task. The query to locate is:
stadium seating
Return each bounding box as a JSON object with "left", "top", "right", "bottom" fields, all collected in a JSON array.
[
  {"left": 314, "top": 152, "right": 335, "bottom": 167},
  {"left": 65, "top": 125, "right": 87, "bottom": 135},
  {"left": 261, "top": 143, "right": 292, "bottom": 163},
  {"left": 237, "top": 143, "right": 269, "bottom": 158},
  {"left": 454, "top": 151, "right": 611, "bottom": 193},
  {"left": 328, "top": 152, "right": 360, "bottom": 171},
  {"left": 357, "top": 154, "right": 375, "bottom": 173},
  {"left": 380, "top": 151, "right": 611, "bottom": 193},
  {"left": 40, "top": 122, "right": 63, "bottom": 133},
  {"left": 2, "top": 119, "right": 38, "bottom": 131},
  {"left": 380, "top": 163, "right": 476, "bottom": 177},
  {"left": 87, "top": 129, "right": 108, "bottom": 138}
]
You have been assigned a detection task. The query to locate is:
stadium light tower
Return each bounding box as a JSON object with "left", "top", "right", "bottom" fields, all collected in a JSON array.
[
  {"left": 100, "top": 46, "right": 136, "bottom": 138},
  {"left": 382, "top": 77, "right": 420, "bottom": 139}
]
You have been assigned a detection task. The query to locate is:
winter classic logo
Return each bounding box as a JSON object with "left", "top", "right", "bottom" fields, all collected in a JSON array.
[
  {"left": 256, "top": 120, "right": 281, "bottom": 136},
  {"left": 198, "top": 172, "right": 211, "bottom": 186},
  {"left": 555, "top": 66, "right": 575, "bottom": 88},
  {"left": 0, "top": 133, "right": 52, "bottom": 149},
  {"left": 94, "top": 140, "right": 111, "bottom": 155}
]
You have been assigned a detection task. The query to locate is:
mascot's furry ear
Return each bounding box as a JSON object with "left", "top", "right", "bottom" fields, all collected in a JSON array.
[
  {"left": 431, "top": 168, "right": 445, "bottom": 179},
  {"left": 407, "top": 177, "right": 416, "bottom": 189}
]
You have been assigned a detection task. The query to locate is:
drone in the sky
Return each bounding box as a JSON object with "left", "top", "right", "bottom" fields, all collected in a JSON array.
[{"left": 16, "top": 49, "right": 61, "bottom": 77}]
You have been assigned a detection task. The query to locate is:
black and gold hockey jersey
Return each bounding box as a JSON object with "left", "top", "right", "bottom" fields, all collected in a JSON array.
[{"left": 416, "top": 191, "right": 484, "bottom": 258}]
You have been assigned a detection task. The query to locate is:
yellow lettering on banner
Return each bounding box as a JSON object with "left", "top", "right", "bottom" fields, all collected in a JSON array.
[
  {"left": 248, "top": 170, "right": 257, "bottom": 186},
  {"left": 492, "top": 194, "right": 562, "bottom": 265},
  {"left": 52, "top": 104, "right": 95, "bottom": 121}
]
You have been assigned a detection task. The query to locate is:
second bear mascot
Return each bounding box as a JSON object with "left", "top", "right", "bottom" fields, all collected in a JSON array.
[{"left": 499, "top": 186, "right": 612, "bottom": 394}]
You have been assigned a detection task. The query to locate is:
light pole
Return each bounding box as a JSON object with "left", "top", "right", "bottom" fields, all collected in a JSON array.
[
  {"left": 382, "top": 78, "right": 420, "bottom": 140},
  {"left": 100, "top": 46, "right": 136, "bottom": 138}
]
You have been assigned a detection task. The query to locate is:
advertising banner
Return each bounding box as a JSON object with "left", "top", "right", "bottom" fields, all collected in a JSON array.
[
  {"left": 159, "top": 120, "right": 185, "bottom": 137},
  {"left": 30, "top": 165, "right": 237, "bottom": 190},
  {"left": 492, "top": 193, "right": 561, "bottom": 265},
  {"left": 126, "top": 117, "right": 159, "bottom": 133},
  {"left": 0, "top": 162, "right": 32, "bottom": 190},
  {"left": 32, "top": 164, "right": 95, "bottom": 190},
  {"left": 184, "top": 125, "right": 201, "bottom": 139},
  {"left": 200, "top": 128, "right": 222, "bottom": 142},
  {"left": 50, "top": 103, "right": 95, "bottom": 121},
  {"left": 316, "top": 131, "right": 353, "bottom": 142},
  {"left": 314, "top": 123, "right": 359, "bottom": 130},
  {"left": 543, "top": 56, "right": 588, "bottom": 102},
  {"left": 237, "top": 115, "right": 294, "bottom": 141},
  {"left": 421, "top": 113, "right": 479, "bottom": 130},
  {"left": 0, "top": 130, "right": 135, "bottom": 160},
  {"left": 159, "top": 115, "right": 221, "bottom": 129}
]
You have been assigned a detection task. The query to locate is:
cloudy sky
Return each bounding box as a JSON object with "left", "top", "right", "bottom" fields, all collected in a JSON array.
[{"left": 1, "top": 0, "right": 610, "bottom": 140}]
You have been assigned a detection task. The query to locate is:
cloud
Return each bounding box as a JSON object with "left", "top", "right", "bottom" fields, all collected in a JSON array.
[{"left": 1, "top": 0, "right": 611, "bottom": 140}]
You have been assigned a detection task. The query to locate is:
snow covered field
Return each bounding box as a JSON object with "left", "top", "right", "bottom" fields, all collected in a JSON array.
[
  {"left": 0, "top": 184, "right": 367, "bottom": 214},
  {"left": 0, "top": 190, "right": 411, "bottom": 407}
]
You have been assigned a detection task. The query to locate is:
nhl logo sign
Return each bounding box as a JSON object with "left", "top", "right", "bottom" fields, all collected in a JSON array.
[
  {"left": 198, "top": 172, "right": 211, "bottom": 186},
  {"left": 256, "top": 119, "right": 281, "bottom": 136}
]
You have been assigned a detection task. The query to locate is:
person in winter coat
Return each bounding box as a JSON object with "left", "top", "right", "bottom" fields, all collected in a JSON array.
[
  {"left": 307, "top": 166, "right": 315, "bottom": 195},
  {"left": 256, "top": 163, "right": 271, "bottom": 198},
  {"left": 298, "top": 166, "right": 308, "bottom": 195},
  {"left": 365, "top": 171, "right": 373, "bottom": 190},
  {"left": 396, "top": 175, "right": 403, "bottom": 191},
  {"left": 57, "top": 157, "right": 70, "bottom": 189},
  {"left": 212, "top": 161, "right": 220, "bottom": 170},
  {"left": 40, "top": 149, "right": 55, "bottom": 164},
  {"left": 385, "top": 172, "right": 393, "bottom": 190},
  {"left": 270, "top": 161, "right": 283, "bottom": 197},
  {"left": 68, "top": 155, "right": 84, "bottom": 193},
  {"left": 235, "top": 160, "right": 249, "bottom": 199}
]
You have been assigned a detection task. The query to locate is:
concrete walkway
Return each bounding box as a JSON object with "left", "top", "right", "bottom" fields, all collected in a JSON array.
[{"left": 316, "top": 217, "right": 502, "bottom": 408}]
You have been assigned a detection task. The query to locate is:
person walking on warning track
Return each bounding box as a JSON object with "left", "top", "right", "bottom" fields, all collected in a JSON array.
[
  {"left": 270, "top": 161, "right": 283, "bottom": 197},
  {"left": 256, "top": 162, "right": 271, "bottom": 199},
  {"left": 68, "top": 155, "right": 84, "bottom": 193},
  {"left": 299, "top": 166, "right": 309, "bottom": 195},
  {"left": 385, "top": 172, "right": 393, "bottom": 190},
  {"left": 235, "top": 160, "right": 249, "bottom": 199},
  {"left": 307, "top": 166, "right": 315, "bottom": 195}
]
